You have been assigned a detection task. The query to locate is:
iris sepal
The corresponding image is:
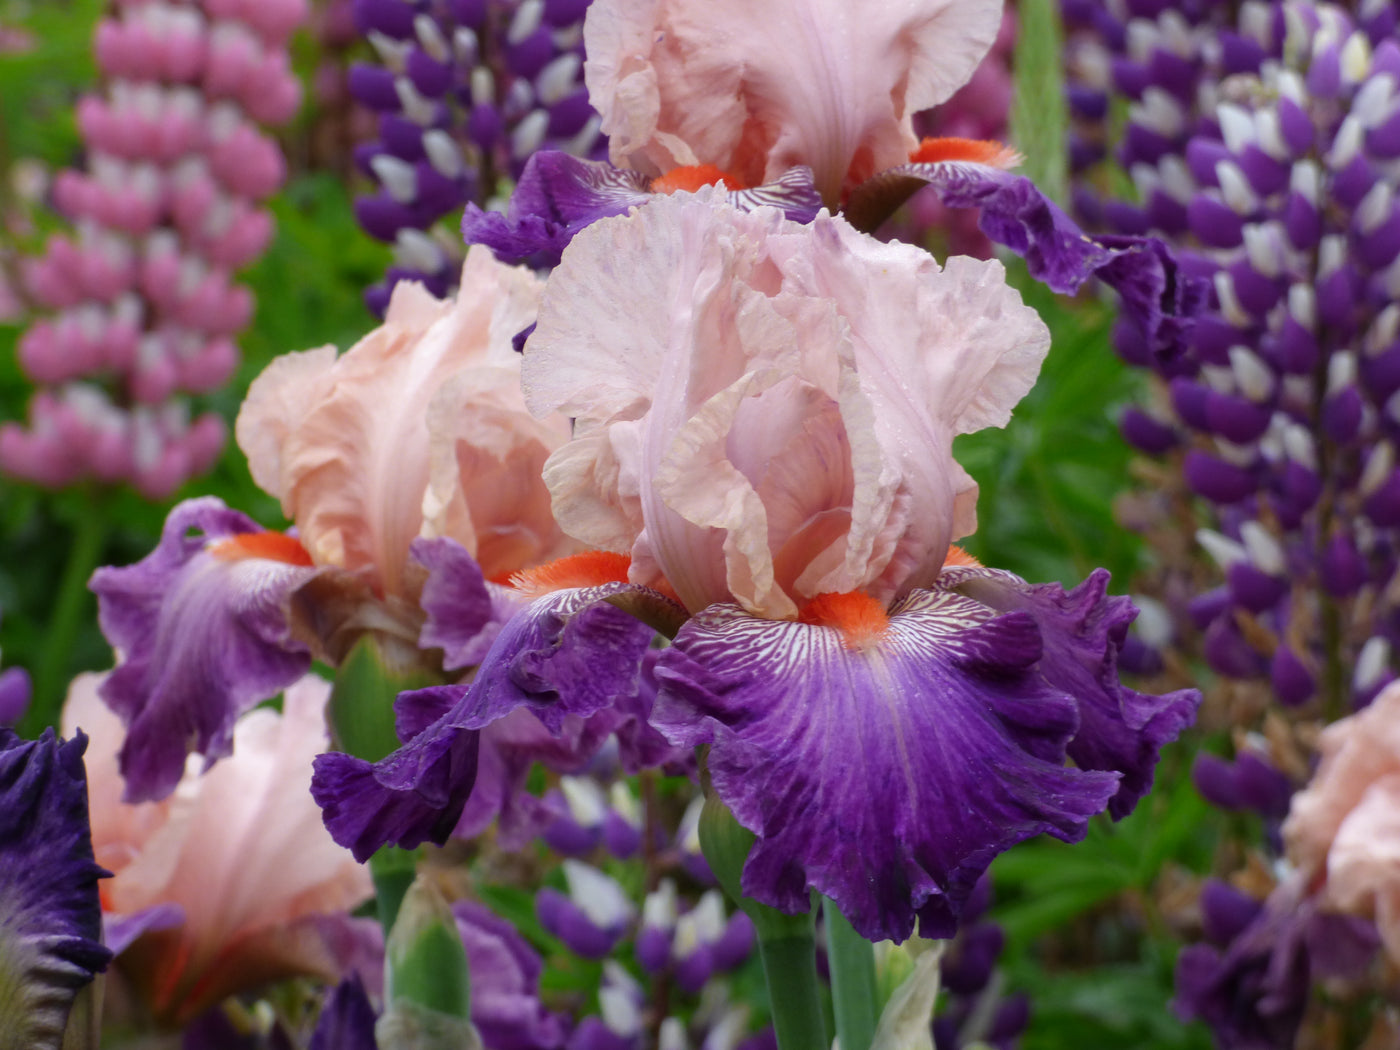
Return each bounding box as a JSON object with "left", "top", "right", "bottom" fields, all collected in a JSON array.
[{"left": 654, "top": 582, "right": 1130, "bottom": 944}]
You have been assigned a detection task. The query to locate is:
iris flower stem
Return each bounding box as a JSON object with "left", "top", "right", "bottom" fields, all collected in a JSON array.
[
  {"left": 758, "top": 929, "right": 830, "bottom": 1050},
  {"left": 825, "top": 900, "right": 879, "bottom": 1050},
  {"left": 26, "top": 503, "right": 105, "bottom": 734},
  {"left": 371, "top": 846, "right": 419, "bottom": 931}
]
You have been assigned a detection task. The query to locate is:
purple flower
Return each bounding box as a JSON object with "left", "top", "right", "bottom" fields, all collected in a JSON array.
[
  {"left": 312, "top": 575, "right": 670, "bottom": 861},
  {"left": 309, "top": 977, "right": 380, "bottom": 1050},
  {"left": 0, "top": 728, "right": 112, "bottom": 1050},
  {"left": 454, "top": 900, "right": 569, "bottom": 1049},
  {"left": 89, "top": 497, "right": 315, "bottom": 802}
]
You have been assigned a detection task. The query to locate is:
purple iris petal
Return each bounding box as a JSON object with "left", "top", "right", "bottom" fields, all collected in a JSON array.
[
  {"left": 652, "top": 587, "right": 1123, "bottom": 943},
  {"left": 313, "top": 584, "right": 663, "bottom": 860},
  {"left": 0, "top": 729, "right": 112, "bottom": 1050},
  {"left": 0, "top": 666, "right": 31, "bottom": 726},
  {"left": 103, "top": 903, "right": 184, "bottom": 956},
  {"left": 89, "top": 497, "right": 315, "bottom": 802},
  {"left": 462, "top": 152, "right": 823, "bottom": 268},
  {"left": 942, "top": 566, "right": 1200, "bottom": 819},
  {"left": 454, "top": 901, "right": 568, "bottom": 1050},
  {"left": 852, "top": 161, "right": 1208, "bottom": 362},
  {"left": 411, "top": 536, "right": 519, "bottom": 671},
  {"left": 308, "top": 976, "right": 379, "bottom": 1050}
]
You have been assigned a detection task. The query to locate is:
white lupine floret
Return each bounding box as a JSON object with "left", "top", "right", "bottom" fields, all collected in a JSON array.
[
  {"left": 1132, "top": 595, "right": 1173, "bottom": 650},
  {"left": 1288, "top": 283, "right": 1317, "bottom": 330},
  {"left": 470, "top": 66, "right": 495, "bottom": 106},
  {"left": 560, "top": 775, "right": 608, "bottom": 826},
  {"left": 1366, "top": 305, "right": 1400, "bottom": 354},
  {"left": 1216, "top": 161, "right": 1258, "bottom": 213},
  {"left": 1340, "top": 32, "right": 1371, "bottom": 85},
  {"left": 370, "top": 154, "right": 417, "bottom": 203},
  {"left": 394, "top": 76, "right": 435, "bottom": 124},
  {"left": 1328, "top": 115, "right": 1364, "bottom": 169},
  {"left": 1218, "top": 103, "right": 1257, "bottom": 152},
  {"left": 1214, "top": 272, "right": 1250, "bottom": 327},
  {"left": 1327, "top": 351, "right": 1358, "bottom": 395},
  {"left": 414, "top": 13, "right": 451, "bottom": 63},
  {"left": 511, "top": 109, "right": 550, "bottom": 159},
  {"left": 1230, "top": 345, "right": 1274, "bottom": 401},
  {"left": 1354, "top": 637, "right": 1392, "bottom": 694},
  {"left": 453, "top": 26, "right": 479, "bottom": 65},
  {"left": 508, "top": 0, "right": 545, "bottom": 44},
  {"left": 1318, "top": 234, "right": 1347, "bottom": 279},
  {"left": 1357, "top": 181, "right": 1394, "bottom": 236},
  {"left": 367, "top": 30, "right": 411, "bottom": 71},
  {"left": 1360, "top": 442, "right": 1394, "bottom": 496},
  {"left": 1197, "top": 529, "right": 1248, "bottom": 570},
  {"left": 1240, "top": 521, "right": 1287, "bottom": 575},
  {"left": 1282, "top": 422, "right": 1318, "bottom": 469},
  {"left": 564, "top": 860, "right": 637, "bottom": 928},
  {"left": 423, "top": 129, "right": 464, "bottom": 178},
  {"left": 538, "top": 54, "right": 583, "bottom": 105}
]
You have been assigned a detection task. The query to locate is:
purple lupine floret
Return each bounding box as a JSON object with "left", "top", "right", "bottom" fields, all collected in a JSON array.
[
  {"left": 308, "top": 976, "right": 380, "bottom": 1050},
  {"left": 1174, "top": 878, "right": 1379, "bottom": 1050},
  {"left": 0, "top": 729, "right": 112, "bottom": 1050},
  {"left": 89, "top": 496, "right": 315, "bottom": 802},
  {"left": 0, "top": 665, "right": 31, "bottom": 727},
  {"left": 454, "top": 900, "right": 569, "bottom": 1049},
  {"left": 350, "top": 0, "right": 611, "bottom": 314}
]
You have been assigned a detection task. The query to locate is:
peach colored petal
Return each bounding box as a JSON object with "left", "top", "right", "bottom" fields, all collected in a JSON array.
[
  {"left": 422, "top": 365, "right": 574, "bottom": 581},
  {"left": 103, "top": 674, "right": 372, "bottom": 1020},
  {"left": 235, "top": 346, "right": 339, "bottom": 501},
  {"left": 1284, "top": 681, "right": 1400, "bottom": 881},
  {"left": 62, "top": 672, "right": 172, "bottom": 878},
  {"left": 239, "top": 250, "right": 544, "bottom": 596},
  {"left": 1325, "top": 775, "right": 1400, "bottom": 963},
  {"left": 526, "top": 192, "right": 1047, "bottom": 617},
  {"left": 584, "top": 0, "right": 1005, "bottom": 203}
]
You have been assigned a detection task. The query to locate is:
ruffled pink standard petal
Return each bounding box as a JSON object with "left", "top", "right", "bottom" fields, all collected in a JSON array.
[
  {"left": 239, "top": 250, "right": 543, "bottom": 597},
  {"left": 584, "top": 0, "right": 1004, "bottom": 203},
  {"left": 526, "top": 193, "right": 1047, "bottom": 615}
]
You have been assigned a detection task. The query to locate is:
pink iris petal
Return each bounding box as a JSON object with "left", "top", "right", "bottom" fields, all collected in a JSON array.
[
  {"left": 525, "top": 192, "right": 1049, "bottom": 617},
  {"left": 1284, "top": 681, "right": 1400, "bottom": 965},
  {"left": 70, "top": 673, "right": 373, "bottom": 1024},
  {"left": 652, "top": 584, "right": 1122, "bottom": 943},
  {"left": 236, "top": 249, "right": 564, "bottom": 599},
  {"left": 584, "top": 0, "right": 1005, "bottom": 204}
]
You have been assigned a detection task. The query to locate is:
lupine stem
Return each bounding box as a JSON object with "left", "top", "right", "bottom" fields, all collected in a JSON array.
[
  {"left": 758, "top": 925, "right": 830, "bottom": 1050},
  {"left": 24, "top": 502, "right": 105, "bottom": 735},
  {"left": 826, "top": 899, "right": 879, "bottom": 1050}
]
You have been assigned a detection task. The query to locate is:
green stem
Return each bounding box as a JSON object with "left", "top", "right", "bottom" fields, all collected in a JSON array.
[
  {"left": 826, "top": 900, "right": 878, "bottom": 1050},
  {"left": 758, "top": 930, "right": 829, "bottom": 1050},
  {"left": 370, "top": 847, "right": 419, "bottom": 931},
  {"left": 24, "top": 506, "right": 106, "bottom": 735}
]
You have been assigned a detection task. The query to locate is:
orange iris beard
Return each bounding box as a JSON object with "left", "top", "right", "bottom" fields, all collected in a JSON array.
[
  {"left": 511, "top": 550, "right": 633, "bottom": 598},
  {"left": 909, "top": 137, "right": 1022, "bottom": 169},
  {"left": 207, "top": 531, "right": 314, "bottom": 567},
  {"left": 798, "top": 591, "right": 891, "bottom": 650},
  {"left": 651, "top": 164, "right": 750, "bottom": 194}
]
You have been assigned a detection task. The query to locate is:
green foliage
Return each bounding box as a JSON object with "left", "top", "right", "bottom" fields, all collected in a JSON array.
[
  {"left": 955, "top": 262, "right": 1146, "bottom": 587},
  {"left": 1008, "top": 0, "right": 1069, "bottom": 208}
]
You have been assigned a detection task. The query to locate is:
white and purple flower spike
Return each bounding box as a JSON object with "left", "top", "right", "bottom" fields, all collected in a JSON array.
[
  {"left": 523, "top": 192, "right": 1200, "bottom": 942},
  {"left": 0, "top": 728, "right": 112, "bottom": 1050},
  {"left": 89, "top": 496, "right": 317, "bottom": 802},
  {"left": 536, "top": 860, "right": 637, "bottom": 959}
]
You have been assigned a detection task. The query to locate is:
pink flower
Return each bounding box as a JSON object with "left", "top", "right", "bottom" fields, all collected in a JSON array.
[
  {"left": 583, "top": 0, "right": 1005, "bottom": 205},
  {"left": 523, "top": 190, "right": 1049, "bottom": 619},
  {"left": 63, "top": 671, "right": 373, "bottom": 1024},
  {"left": 236, "top": 249, "right": 572, "bottom": 598},
  {"left": 1284, "top": 680, "right": 1400, "bottom": 965}
]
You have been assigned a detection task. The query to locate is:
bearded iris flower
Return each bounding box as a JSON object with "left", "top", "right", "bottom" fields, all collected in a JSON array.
[
  {"left": 462, "top": 0, "right": 1204, "bottom": 362},
  {"left": 320, "top": 192, "right": 1199, "bottom": 942}
]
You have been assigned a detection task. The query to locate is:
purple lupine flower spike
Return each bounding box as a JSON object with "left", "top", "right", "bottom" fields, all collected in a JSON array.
[
  {"left": 350, "top": 0, "right": 610, "bottom": 314},
  {"left": 0, "top": 728, "right": 112, "bottom": 1050}
]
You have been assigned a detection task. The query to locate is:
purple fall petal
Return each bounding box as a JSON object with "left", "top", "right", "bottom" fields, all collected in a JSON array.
[
  {"left": 943, "top": 566, "right": 1200, "bottom": 819},
  {"left": 412, "top": 536, "right": 518, "bottom": 671},
  {"left": 462, "top": 152, "right": 823, "bottom": 267},
  {"left": 652, "top": 586, "right": 1123, "bottom": 943},
  {"left": 313, "top": 584, "right": 663, "bottom": 859},
  {"left": 851, "top": 160, "right": 1207, "bottom": 361},
  {"left": 89, "top": 497, "right": 314, "bottom": 802},
  {"left": 0, "top": 729, "right": 112, "bottom": 1050}
]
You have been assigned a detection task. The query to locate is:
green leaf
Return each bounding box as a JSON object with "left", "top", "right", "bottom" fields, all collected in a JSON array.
[{"left": 1008, "top": 0, "right": 1069, "bottom": 207}]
